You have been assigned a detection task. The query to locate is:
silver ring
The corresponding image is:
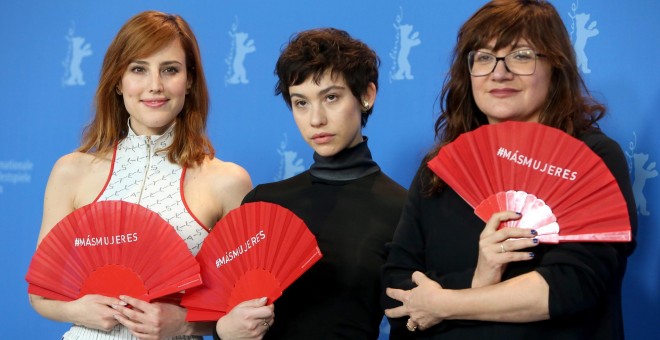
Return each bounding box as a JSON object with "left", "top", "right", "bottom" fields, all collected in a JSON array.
[
  {"left": 262, "top": 320, "right": 270, "bottom": 331},
  {"left": 500, "top": 243, "right": 506, "bottom": 253}
]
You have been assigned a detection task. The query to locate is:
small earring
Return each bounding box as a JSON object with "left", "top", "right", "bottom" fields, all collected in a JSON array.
[
  {"left": 115, "top": 86, "right": 122, "bottom": 95},
  {"left": 362, "top": 100, "right": 370, "bottom": 110}
]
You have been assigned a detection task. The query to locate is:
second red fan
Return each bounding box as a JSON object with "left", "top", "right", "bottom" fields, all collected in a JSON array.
[{"left": 181, "top": 202, "right": 323, "bottom": 321}]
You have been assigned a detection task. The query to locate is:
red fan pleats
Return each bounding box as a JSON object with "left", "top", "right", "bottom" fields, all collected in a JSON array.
[
  {"left": 26, "top": 200, "right": 202, "bottom": 301},
  {"left": 182, "top": 202, "right": 322, "bottom": 321},
  {"left": 427, "top": 121, "right": 631, "bottom": 243}
]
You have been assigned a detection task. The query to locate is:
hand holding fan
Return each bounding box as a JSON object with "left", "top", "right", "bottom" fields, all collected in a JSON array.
[
  {"left": 181, "top": 202, "right": 323, "bottom": 321},
  {"left": 427, "top": 121, "right": 631, "bottom": 243},
  {"left": 25, "top": 200, "right": 202, "bottom": 301}
]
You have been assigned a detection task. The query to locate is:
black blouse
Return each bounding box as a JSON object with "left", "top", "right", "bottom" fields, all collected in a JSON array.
[
  {"left": 382, "top": 130, "right": 637, "bottom": 340},
  {"left": 216, "top": 139, "right": 407, "bottom": 339}
]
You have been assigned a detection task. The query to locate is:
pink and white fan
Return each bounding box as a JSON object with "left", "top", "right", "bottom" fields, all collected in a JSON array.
[{"left": 427, "top": 121, "right": 631, "bottom": 243}]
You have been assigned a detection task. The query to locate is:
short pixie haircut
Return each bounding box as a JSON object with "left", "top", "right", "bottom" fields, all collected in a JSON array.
[{"left": 274, "top": 28, "right": 380, "bottom": 127}]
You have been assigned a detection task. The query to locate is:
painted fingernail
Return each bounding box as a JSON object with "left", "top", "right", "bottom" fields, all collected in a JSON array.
[
  {"left": 515, "top": 212, "right": 522, "bottom": 215},
  {"left": 529, "top": 252, "right": 535, "bottom": 258},
  {"left": 531, "top": 229, "right": 538, "bottom": 236},
  {"left": 533, "top": 238, "right": 539, "bottom": 244}
]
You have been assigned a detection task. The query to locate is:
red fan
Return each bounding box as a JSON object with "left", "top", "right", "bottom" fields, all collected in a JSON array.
[
  {"left": 181, "top": 202, "right": 323, "bottom": 321},
  {"left": 25, "top": 200, "right": 202, "bottom": 301},
  {"left": 427, "top": 121, "right": 631, "bottom": 243}
]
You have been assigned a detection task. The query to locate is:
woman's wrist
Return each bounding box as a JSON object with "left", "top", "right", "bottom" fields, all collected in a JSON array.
[
  {"left": 60, "top": 300, "right": 78, "bottom": 325},
  {"left": 179, "top": 320, "right": 214, "bottom": 336}
]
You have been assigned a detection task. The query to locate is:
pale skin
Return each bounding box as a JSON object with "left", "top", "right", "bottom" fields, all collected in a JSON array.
[
  {"left": 471, "top": 39, "right": 551, "bottom": 124},
  {"left": 215, "top": 297, "right": 275, "bottom": 340},
  {"left": 385, "top": 39, "right": 553, "bottom": 331},
  {"left": 29, "top": 38, "right": 271, "bottom": 339},
  {"left": 29, "top": 147, "right": 254, "bottom": 338},
  {"left": 289, "top": 70, "right": 376, "bottom": 158}
]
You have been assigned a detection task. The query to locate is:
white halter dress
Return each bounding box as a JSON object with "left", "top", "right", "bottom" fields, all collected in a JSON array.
[{"left": 62, "top": 123, "right": 208, "bottom": 340}]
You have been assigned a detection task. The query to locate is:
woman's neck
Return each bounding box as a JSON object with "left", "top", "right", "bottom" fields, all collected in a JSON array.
[{"left": 309, "top": 137, "right": 380, "bottom": 181}]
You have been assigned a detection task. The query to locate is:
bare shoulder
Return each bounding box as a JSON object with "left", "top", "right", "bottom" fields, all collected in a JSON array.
[
  {"left": 208, "top": 157, "right": 251, "bottom": 180},
  {"left": 50, "top": 152, "right": 95, "bottom": 181},
  {"left": 49, "top": 151, "right": 110, "bottom": 195},
  {"left": 48, "top": 152, "right": 108, "bottom": 194},
  {"left": 185, "top": 157, "right": 253, "bottom": 221},
  {"left": 39, "top": 151, "right": 112, "bottom": 243},
  {"left": 191, "top": 157, "right": 252, "bottom": 192}
]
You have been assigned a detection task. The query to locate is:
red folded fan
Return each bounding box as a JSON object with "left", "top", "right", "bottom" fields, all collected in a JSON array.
[
  {"left": 181, "top": 202, "right": 323, "bottom": 321},
  {"left": 25, "top": 200, "right": 202, "bottom": 301},
  {"left": 427, "top": 121, "right": 631, "bottom": 243}
]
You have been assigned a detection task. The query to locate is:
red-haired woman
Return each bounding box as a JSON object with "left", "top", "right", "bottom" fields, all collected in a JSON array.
[{"left": 29, "top": 11, "right": 272, "bottom": 339}]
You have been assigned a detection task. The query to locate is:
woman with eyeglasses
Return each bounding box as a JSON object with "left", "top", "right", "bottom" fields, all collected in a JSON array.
[{"left": 381, "top": 1, "right": 637, "bottom": 339}]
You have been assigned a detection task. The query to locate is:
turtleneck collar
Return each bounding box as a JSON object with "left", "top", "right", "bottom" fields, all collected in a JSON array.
[{"left": 309, "top": 137, "right": 380, "bottom": 181}]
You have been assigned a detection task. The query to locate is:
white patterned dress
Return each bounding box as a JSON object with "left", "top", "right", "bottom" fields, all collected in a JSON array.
[{"left": 62, "top": 122, "right": 208, "bottom": 340}]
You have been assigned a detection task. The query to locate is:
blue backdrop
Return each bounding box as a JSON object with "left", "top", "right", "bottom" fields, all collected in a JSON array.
[{"left": 1, "top": 1, "right": 658, "bottom": 338}]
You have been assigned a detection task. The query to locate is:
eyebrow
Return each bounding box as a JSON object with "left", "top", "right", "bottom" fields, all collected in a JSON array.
[
  {"left": 130, "top": 60, "right": 184, "bottom": 66},
  {"left": 290, "top": 85, "right": 346, "bottom": 99},
  {"left": 479, "top": 46, "right": 534, "bottom": 56},
  {"left": 482, "top": 41, "right": 533, "bottom": 51}
]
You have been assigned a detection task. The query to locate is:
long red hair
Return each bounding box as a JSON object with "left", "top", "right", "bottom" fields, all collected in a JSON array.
[{"left": 79, "top": 10, "right": 213, "bottom": 167}]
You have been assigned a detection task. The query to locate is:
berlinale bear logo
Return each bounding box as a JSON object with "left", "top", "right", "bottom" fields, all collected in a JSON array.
[
  {"left": 627, "top": 133, "right": 658, "bottom": 217},
  {"left": 62, "top": 24, "right": 92, "bottom": 86},
  {"left": 389, "top": 7, "right": 421, "bottom": 82},
  {"left": 226, "top": 18, "right": 256, "bottom": 85},
  {"left": 568, "top": 2, "right": 599, "bottom": 74}
]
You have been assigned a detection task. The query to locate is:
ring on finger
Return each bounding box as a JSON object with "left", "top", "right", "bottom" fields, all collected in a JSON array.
[
  {"left": 500, "top": 243, "right": 506, "bottom": 253},
  {"left": 262, "top": 320, "right": 270, "bottom": 331}
]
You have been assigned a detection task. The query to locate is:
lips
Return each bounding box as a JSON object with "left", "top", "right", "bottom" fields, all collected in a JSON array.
[
  {"left": 311, "top": 132, "right": 334, "bottom": 144},
  {"left": 489, "top": 88, "right": 519, "bottom": 98},
  {"left": 141, "top": 98, "right": 169, "bottom": 108}
]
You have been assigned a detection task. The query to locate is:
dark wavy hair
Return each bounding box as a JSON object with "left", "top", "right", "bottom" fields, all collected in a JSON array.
[
  {"left": 423, "top": 0, "right": 606, "bottom": 193},
  {"left": 79, "top": 10, "right": 213, "bottom": 167},
  {"left": 274, "top": 28, "right": 380, "bottom": 127}
]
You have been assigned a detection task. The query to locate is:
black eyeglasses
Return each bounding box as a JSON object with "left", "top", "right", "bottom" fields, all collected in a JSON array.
[{"left": 468, "top": 49, "right": 545, "bottom": 76}]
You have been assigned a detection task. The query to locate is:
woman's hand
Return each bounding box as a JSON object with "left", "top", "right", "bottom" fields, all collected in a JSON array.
[
  {"left": 112, "top": 295, "right": 192, "bottom": 339},
  {"left": 385, "top": 271, "right": 446, "bottom": 331},
  {"left": 216, "top": 297, "right": 275, "bottom": 340},
  {"left": 64, "top": 294, "right": 123, "bottom": 331},
  {"left": 472, "top": 211, "right": 539, "bottom": 288}
]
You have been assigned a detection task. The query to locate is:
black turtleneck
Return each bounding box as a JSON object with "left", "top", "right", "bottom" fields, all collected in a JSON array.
[
  {"left": 309, "top": 137, "right": 380, "bottom": 181},
  {"left": 234, "top": 139, "right": 407, "bottom": 340}
]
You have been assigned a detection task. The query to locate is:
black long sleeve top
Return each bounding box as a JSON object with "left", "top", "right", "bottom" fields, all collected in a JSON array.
[
  {"left": 224, "top": 140, "right": 407, "bottom": 339},
  {"left": 382, "top": 129, "right": 637, "bottom": 340}
]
